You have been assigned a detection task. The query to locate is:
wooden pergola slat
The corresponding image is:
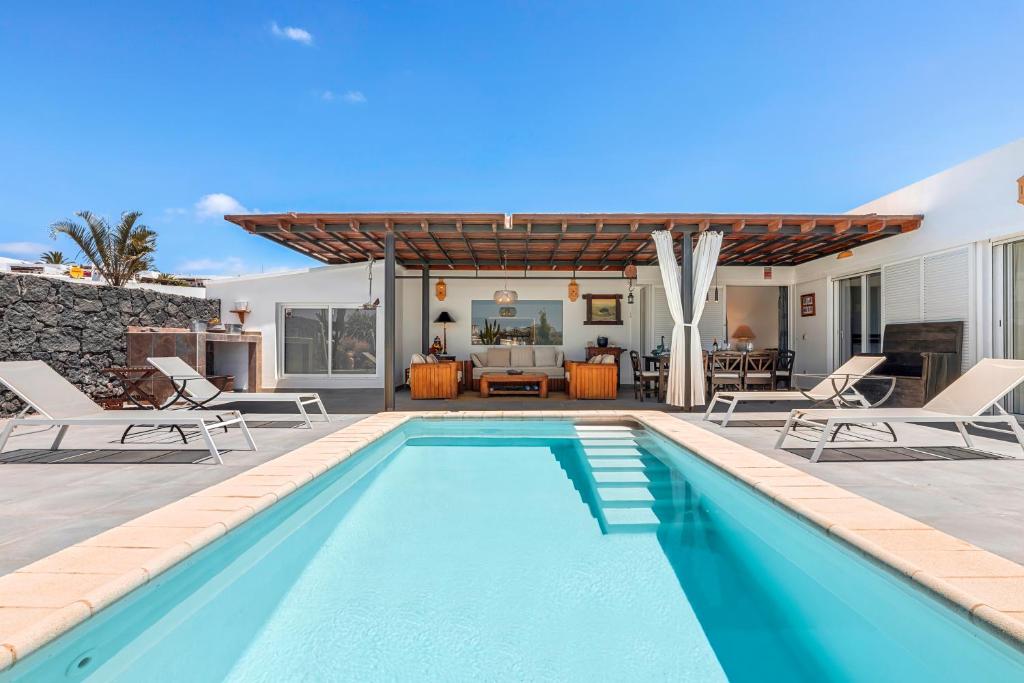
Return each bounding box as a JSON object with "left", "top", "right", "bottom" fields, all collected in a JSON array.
[{"left": 228, "top": 212, "right": 922, "bottom": 269}]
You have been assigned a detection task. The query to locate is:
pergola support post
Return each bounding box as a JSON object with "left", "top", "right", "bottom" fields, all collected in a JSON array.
[
  {"left": 680, "top": 231, "right": 694, "bottom": 412},
  {"left": 421, "top": 267, "right": 430, "bottom": 354},
  {"left": 384, "top": 232, "right": 396, "bottom": 412}
]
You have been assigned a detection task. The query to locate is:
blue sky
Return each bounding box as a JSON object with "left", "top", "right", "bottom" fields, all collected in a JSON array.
[{"left": 1, "top": 1, "right": 1022, "bottom": 274}]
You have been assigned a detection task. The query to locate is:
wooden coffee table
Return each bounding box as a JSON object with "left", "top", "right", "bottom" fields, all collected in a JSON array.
[{"left": 479, "top": 372, "right": 549, "bottom": 398}]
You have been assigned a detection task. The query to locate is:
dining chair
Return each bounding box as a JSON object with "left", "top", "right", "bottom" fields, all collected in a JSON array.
[
  {"left": 709, "top": 351, "right": 744, "bottom": 392},
  {"left": 657, "top": 354, "right": 672, "bottom": 402},
  {"left": 629, "top": 350, "right": 659, "bottom": 401},
  {"left": 774, "top": 349, "right": 796, "bottom": 389},
  {"left": 742, "top": 350, "right": 776, "bottom": 391}
]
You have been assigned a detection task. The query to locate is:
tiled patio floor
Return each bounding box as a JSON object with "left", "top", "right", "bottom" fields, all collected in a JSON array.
[{"left": 1, "top": 389, "right": 1023, "bottom": 574}]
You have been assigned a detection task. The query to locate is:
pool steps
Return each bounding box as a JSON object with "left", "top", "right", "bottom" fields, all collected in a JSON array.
[{"left": 572, "top": 425, "right": 681, "bottom": 533}]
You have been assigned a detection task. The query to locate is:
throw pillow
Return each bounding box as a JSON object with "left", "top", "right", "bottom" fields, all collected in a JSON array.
[
  {"left": 533, "top": 347, "right": 557, "bottom": 366},
  {"left": 486, "top": 347, "right": 511, "bottom": 367},
  {"left": 410, "top": 353, "right": 426, "bottom": 365},
  {"left": 471, "top": 353, "right": 484, "bottom": 368},
  {"left": 510, "top": 347, "right": 533, "bottom": 368}
]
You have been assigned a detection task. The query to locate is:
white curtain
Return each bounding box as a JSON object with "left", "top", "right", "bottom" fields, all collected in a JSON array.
[{"left": 652, "top": 230, "right": 723, "bottom": 406}]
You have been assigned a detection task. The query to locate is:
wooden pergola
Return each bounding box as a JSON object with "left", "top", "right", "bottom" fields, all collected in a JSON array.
[
  {"left": 225, "top": 212, "right": 922, "bottom": 270},
  {"left": 224, "top": 211, "right": 923, "bottom": 411}
]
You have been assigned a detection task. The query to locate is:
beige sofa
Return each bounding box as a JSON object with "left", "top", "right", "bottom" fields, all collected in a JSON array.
[{"left": 470, "top": 347, "right": 566, "bottom": 391}]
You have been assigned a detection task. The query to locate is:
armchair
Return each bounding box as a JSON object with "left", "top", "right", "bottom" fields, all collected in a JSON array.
[
  {"left": 409, "top": 357, "right": 460, "bottom": 399},
  {"left": 565, "top": 357, "right": 618, "bottom": 399}
]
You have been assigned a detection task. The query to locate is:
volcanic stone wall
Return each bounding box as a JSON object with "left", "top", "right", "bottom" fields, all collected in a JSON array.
[{"left": 0, "top": 272, "right": 219, "bottom": 415}]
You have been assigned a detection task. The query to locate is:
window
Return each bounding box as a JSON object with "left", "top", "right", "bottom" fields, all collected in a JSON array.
[{"left": 281, "top": 305, "right": 378, "bottom": 376}]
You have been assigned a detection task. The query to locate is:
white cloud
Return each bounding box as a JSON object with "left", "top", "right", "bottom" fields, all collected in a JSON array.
[
  {"left": 0, "top": 241, "right": 50, "bottom": 257},
  {"left": 319, "top": 89, "right": 366, "bottom": 104},
  {"left": 270, "top": 21, "right": 313, "bottom": 45},
  {"left": 194, "top": 193, "right": 249, "bottom": 220}
]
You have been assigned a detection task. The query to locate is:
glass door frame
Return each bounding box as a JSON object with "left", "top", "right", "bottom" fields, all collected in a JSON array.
[{"left": 832, "top": 270, "right": 881, "bottom": 368}]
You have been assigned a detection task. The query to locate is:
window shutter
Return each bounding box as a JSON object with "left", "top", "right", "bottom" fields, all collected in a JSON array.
[
  {"left": 923, "top": 247, "right": 971, "bottom": 369},
  {"left": 882, "top": 259, "right": 922, "bottom": 325},
  {"left": 698, "top": 294, "right": 727, "bottom": 350},
  {"left": 651, "top": 286, "right": 675, "bottom": 349}
]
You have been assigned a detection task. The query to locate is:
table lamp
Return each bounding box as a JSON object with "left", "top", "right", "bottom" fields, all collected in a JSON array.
[
  {"left": 731, "top": 324, "right": 755, "bottom": 349},
  {"left": 434, "top": 311, "right": 455, "bottom": 354}
]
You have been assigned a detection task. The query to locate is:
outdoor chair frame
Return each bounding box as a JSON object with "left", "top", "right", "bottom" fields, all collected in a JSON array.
[
  {"left": 0, "top": 361, "right": 255, "bottom": 465},
  {"left": 774, "top": 358, "right": 1024, "bottom": 462},
  {"left": 147, "top": 357, "right": 328, "bottom": 428}
]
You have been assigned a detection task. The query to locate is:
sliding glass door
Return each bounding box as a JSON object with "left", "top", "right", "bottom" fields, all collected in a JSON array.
[
  {"left": 280, "top": 305, "right": 378, "bottom": 377},
  {"left": 834, "top": 272, "right": 881, "bottom": 367}
]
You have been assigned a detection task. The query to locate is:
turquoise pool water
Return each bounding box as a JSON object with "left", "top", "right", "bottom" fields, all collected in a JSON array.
[{"left": 5, "top": 419, "right": 1024, "bottom": 681}]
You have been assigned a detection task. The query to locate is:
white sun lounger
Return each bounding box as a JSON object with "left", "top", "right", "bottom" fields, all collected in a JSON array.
[
  {"left": 147, "top": 356, "right": 328, "bottom": 428},
  {"left": 704, "top": 354, "right": 887, "bottom": 426},
  {"left": 775, "top": 358, "right": 1024, "bottom": 462},
  {"left": 0, "top": 361, "right": 256, "bottom": 465}
]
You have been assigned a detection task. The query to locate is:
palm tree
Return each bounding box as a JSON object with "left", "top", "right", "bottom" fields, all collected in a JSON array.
[
  {"left": 39, "top": 250, "right": 65, "bottom": 264},
  {"left": 49, "top": 211, "right": 157, "bottom": 287}
]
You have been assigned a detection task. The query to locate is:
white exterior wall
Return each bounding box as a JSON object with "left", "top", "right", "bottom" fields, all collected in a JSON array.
[
  {"left": 204, "top": 262, "right": 407, "bottom": 389},
  {"left": 791, "top": 138, "right": 1024, "bottom": 373}
]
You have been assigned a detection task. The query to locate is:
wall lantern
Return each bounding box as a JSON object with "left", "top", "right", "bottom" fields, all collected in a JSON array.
[
  {"left": 623, "top": 263, "right": 637, "bottom": 304},
  {"left": 435, "top": 277, "right": 447, "bottom": 301},
  {"left": 1018, "top": 175, "right": 1024, "bottom": 206},
  {"left": 837, "top": 250, "right": 854, "bottom": 260}
]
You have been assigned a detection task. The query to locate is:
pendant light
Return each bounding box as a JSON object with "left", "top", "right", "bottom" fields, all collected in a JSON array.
[
  {"left": 435, "top": 277, "right": 447, "bottom": 301},
  {"left": 493, "top": 250, "right": 518, "bottom": 304},
  {"left": 567, "top": 268, "right": 580, "bottom": 302}
]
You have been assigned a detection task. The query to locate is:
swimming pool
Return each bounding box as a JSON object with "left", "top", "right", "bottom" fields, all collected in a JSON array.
[{"left": 3, "top": 418, "right": 1023, "bottom": 681}]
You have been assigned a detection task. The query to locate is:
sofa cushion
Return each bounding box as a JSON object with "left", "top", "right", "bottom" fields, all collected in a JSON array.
[
  {"left": 470, "top": 353, "right": 485, "bottom": 368},
  {"left": 534, "top": 347, "right": 557, "bottom": 367},
  {"left": 486, "top": 347, "right": 511, "bottom": 367},
  {"left": 532, "top": 366, "right": 566, "bottom": 379},
  {"left": 510, "top": 347, "right": 534, "bottom": 368}
]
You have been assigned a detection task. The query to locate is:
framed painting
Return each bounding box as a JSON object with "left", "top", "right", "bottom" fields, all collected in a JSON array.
[
  {"left": 800, "top": 293, "right": 816, "bottom": 317},
  {"left": 470, "top": 300, "right": 563, "bottom": 345},
  {"left": 582, "top": 294, "right": 623, "bottom": 325}
]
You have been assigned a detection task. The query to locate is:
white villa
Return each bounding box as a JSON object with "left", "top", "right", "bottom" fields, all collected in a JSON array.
[{"left": 202, "top": 139, "right": 1024, "bottom": 408}]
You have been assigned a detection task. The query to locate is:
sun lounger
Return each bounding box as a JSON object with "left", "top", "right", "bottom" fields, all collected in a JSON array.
[
  {"left": 704, "top": 354, "right": 887, "bottom": 426},
  {"left": 0, "top": 361, "right": 255, "bottom": 465},
  {"left": 775, "top": 358, "right": 1024, "bottom": 462},
  {"left": 147, "top": 356, "right": 328, "bottom": 428}
]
